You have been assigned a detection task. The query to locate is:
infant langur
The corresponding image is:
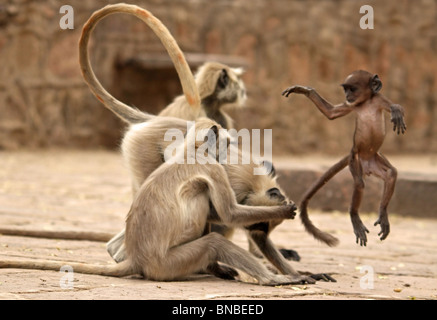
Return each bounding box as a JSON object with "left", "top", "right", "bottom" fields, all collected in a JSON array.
[
  {"left": 283, "top": 70, "right": 406, "bottom": 246},
  {"left": 0, "top": 119, "right": 314, "bottom": 286}
]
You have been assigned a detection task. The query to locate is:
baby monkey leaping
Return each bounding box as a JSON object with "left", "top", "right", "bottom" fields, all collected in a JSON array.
[{"left": 282, "top": 70, "right": 406, "bottom": 246}]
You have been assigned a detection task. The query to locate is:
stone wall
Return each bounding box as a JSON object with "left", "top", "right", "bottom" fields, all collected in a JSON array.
[{"left": 0, "top": 0, "right": 436, "bottom": 154}]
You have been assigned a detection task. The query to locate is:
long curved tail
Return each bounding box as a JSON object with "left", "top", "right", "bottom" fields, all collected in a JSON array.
[
  {"left": 79, "top": 3, "right": 201, "bottom": 124},
  {"left": 300, "top": 203, "right": 340, "bottom": 247},
  {"left": 0, "top": 227, "right": 113, "bottom": 242},
  {"left": 299, "top": 155, "right": 349, "bottom": 247},
  {"left": 0, "top": 259, "right": 133, "bottom": 277}
]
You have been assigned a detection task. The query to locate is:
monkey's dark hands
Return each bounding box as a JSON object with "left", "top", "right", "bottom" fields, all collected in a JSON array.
[
  {"left": 390, "top": 104, "right": 407, "bottom": 135},
  {"left": 282, "top": 85, "right": 313, "bottom": 98},
  {"left": 351, "top": 215, "right": 369, "bottom": 246},
  {"left": 374, "top": 214, "right": 390, "bottom": 241},
  {"left": 261, "top": 274, "right": 316, "bottom": 286}
]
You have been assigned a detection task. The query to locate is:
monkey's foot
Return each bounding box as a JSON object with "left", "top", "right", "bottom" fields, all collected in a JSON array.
[
  {"left": 260, "top": 274, "right": 316, "bottom": 286},
  {"left": 279, "top": 248, "right": 301, "bottom": 262},
  {"left": 374, "top": 215, "right": 390, "bottom": 241},
  {"left": 351, "top": 215, "right": 369, "bottom": 246},
  {"left": 309, "top": 273, "right": 336, "bottom": 282}
]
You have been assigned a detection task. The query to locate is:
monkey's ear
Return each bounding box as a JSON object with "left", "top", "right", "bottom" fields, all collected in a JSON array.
[
  {"left": 232, "top": 67, "right": 245, "bottom": 76},
  {"left": 370, "top": 74, "right": 382, "bottom": 94},
  {"left": 218, "top": 69, "right": 229, "bottom": 88}
]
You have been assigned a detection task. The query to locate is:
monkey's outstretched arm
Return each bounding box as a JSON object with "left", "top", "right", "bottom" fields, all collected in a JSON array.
[
  {"left": 208, "top": 201, "right": 297, "bottom": 227},
  {"left": 282, "top": 85, "right": 353, "bottom": 120}
]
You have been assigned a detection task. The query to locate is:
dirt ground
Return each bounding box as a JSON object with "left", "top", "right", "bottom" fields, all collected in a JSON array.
[{"left": 0, "top": 150, "right": 436, "bottom": 300}]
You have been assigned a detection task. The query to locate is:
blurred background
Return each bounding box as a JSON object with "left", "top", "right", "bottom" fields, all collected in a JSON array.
[{"left": 0, "top": 0, "right": 436, "bottom": 155}]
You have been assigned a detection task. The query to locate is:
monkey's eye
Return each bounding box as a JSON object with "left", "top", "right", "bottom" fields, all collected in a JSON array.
[
  {"left": 349, "top": 87, "right": 357, "bottom": 93},
  {"left": 266, "top": 188, "right": 285, "bottom": 201}
]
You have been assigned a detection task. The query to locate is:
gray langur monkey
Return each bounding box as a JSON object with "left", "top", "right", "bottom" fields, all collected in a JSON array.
[
  {"left": 160, "top": 61, "right": 247, "bottom": 130},
  {"left": 0, "top": 118, "right": 314, "bottom": 286},
  {"left": 110, "top": 117, "right": 334, "bottom": 282},
  {"left": 0, "top": 4, "right": 334, "bottom": 282},
  {"left": 80, "top": 3, "right": 308, "bottom": 267}
]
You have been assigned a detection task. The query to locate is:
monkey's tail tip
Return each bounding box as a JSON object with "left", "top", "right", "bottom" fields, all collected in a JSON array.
[{"left": 299, "top": 206, "right": 340, "bottom": 247}]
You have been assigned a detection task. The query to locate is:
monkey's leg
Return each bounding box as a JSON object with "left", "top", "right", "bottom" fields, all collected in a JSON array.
[
  {"left": 213, "top": 223, "right": 301, "bottom": 262},
  {"left": 299, "top": 155, "right": 348, "bottom": 246},
  {"left": 146, "top": 232, "right": 314, "bottom": 285},
  {"left": 372, "top": 154, "right": 397, "bottom": 241},
  {"left": 213, "top": 219, "right": 300, "bottom": 262},
  {"left": 248, "top": 225, "right": 335, "bottom": 282},
  {"left": 107, "top": 209, "right": 296, "bottom": 265},
  {"left": 248, "top": 232, "right": 301, "bottom": 262},
  {"left": 349, "top": 155, "right": 369, "bottom": 246},
  {"left": 203, "top": 223, "right": 238, "bottom": 280},
  {"left": 105, "top": 226, "right": 240, "bottom": 281},
  {"left": 248, "top": 234, "right": 265, "bottom": 259},
  {"left": 247, "top": 224, "right": 299, "bottom": 276}
]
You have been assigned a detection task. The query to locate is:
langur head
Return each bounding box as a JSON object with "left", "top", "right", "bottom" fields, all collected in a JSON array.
[
  {"left": 341, "top": 70, "right": 382, "bottom": 105},
  {"left": 195, "top": 62, "right": 247, "bottom": 108},
  {"left": 185, "top": 118, "right": 229, "bottom": 162}
]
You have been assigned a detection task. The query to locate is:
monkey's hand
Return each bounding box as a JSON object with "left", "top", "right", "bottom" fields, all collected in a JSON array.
[
  {"left": 283, "top": 202, "right": 297, "bottom": 220},
  {"left": 390, "top": 104, "right": 407, "bottom": 135},
  {"left": 282, "top": 85, "right": 313, "bottom": 98},
  {"left": 374, "top": 213, "right": 390, "bottom": 241}
]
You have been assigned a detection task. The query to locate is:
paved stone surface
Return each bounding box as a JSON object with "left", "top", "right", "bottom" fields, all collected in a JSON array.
[
  {"left": 0, "top": 150, "right": 436, "bottom": 300},
  {"left": 274, "top": 154, "right": 437, "bottom": 218}
]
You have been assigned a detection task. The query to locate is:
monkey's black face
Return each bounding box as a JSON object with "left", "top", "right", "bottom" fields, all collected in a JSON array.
[
  {"left": 215, "top": 68, "right": 247, "bottom": 106},
  {"left": 341, "top": 84, "right": 360, "bottom": 103},
  {"left": 266, "top": 187, "right": 286, "bottom": 203},
  {"left": 341, "top": 71, "right": 381, "bottom": 105}
]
